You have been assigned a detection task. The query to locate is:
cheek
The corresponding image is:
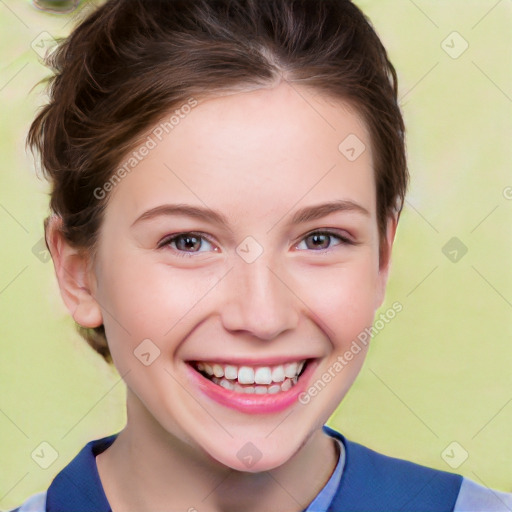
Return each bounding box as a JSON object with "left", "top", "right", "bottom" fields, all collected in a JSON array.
[
  {"left": 95, "top": 254, "right": 221, "bottom": 348},
  {"left": 294, "top": 255, "right": 380, "bottom": 345}
]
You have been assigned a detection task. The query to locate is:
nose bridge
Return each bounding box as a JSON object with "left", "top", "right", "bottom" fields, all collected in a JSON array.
[{"left": 221, "top": 251, "right": 299, "bottom": 340}]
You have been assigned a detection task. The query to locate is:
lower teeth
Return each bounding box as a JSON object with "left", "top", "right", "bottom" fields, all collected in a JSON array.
[{"left": 210, "top": 375, "right": 298, "bottom": 394}]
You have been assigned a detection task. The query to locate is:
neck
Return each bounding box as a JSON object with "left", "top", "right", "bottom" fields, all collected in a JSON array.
[{"left": 96, "top": 391, "right": 339, "bottom": 512}]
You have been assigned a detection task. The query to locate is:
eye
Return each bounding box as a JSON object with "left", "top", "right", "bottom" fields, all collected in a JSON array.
[
  {"left": 295, "top": 230, "right": 354, "bottom": 251},
  {"left": 157, "top": 232, "right": 217, "bottom": 257}
]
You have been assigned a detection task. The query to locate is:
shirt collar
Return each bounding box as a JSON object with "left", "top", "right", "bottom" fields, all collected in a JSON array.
[
  {"left": 46, "top": 426, "right": 346, "bottom": 512},
  {"left": 303, "top": 430, "right": 346, "bottom": 512},
  {"left": 46, "top": 434, "right": 116, "bottom": 512}
]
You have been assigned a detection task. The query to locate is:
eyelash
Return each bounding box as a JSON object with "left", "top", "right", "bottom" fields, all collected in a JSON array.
[
  {"left": 296, "top": 230, "right": 355, "bottom": 250},
  {"left": 157, "top": 230, "right": 355, "bottom": 258},
  {"left": 157, "top": 232, "right": 217, "bottom": 258}
]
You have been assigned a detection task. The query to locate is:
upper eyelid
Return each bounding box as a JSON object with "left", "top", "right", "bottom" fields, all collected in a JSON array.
[{"left": 300, "top": 228, "right": 353, "bottom": 240}]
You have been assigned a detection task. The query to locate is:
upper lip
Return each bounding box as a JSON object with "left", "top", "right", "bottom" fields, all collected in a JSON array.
[{"left": 186, "top": 356, "right": 318, "bottom": 366}]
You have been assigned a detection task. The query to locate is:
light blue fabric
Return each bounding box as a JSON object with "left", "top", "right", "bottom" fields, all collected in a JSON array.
[
  {"left": 303, "top": 429, "right": 512, "bottom": 512},
  {"left": 454, "top": 478, "right": 512, "bottom": 511},
  {"left": 10, "top": 432, "right": 512, "bottom": 512},
  {"left": 14, "top": 491, "right": 46, "bottom": 512},
  {"left": 304, "top": 437, "right": 345, "bottom": 512}
]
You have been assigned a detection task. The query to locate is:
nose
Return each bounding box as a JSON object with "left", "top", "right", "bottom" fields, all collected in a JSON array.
[{"left": 220, "top": 256, "right": 300, "bottom": 341}]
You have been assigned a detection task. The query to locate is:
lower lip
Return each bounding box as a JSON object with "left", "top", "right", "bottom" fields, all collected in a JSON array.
[{"left": 186, "top": 360, "right": 318, "bottom": 414}]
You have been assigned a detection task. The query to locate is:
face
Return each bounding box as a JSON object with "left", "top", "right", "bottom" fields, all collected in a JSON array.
[{"left": 83, "top": 82, "right": 394, "bottom": 472}]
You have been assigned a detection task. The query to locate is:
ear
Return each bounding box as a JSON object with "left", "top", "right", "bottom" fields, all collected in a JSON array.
[
  {"left": 45, "top": 216, "right": 103, "bottom": 328},
  {"left": 374, "top": 213, "right": 399, "bottom": 310}
]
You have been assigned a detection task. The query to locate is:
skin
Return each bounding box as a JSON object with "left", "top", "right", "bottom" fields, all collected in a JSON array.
[{"left": 48, "top": 81, "right": 397, "bottom": 512}]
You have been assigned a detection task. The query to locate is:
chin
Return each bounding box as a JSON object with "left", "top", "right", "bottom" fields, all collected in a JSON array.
[
  {"left": 219, "top": 450, "right": 293, "bottom": 474},
  {"left": 201, "top": 431, "right": 307, "bottom": 474}
]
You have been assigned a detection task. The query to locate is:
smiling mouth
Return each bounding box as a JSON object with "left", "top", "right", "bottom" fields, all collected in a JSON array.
[{"left": 190, "top": 360, "right": 309, "bottom": 395}]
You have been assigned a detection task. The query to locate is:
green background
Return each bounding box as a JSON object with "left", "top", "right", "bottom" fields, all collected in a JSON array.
[{"left": 1, "top": 0, "right": 511, "bottom": 508}]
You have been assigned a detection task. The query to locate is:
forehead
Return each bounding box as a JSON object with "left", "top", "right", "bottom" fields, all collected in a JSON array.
[{"left": 107, "top": 82, "right": 375, "bottom": 227}]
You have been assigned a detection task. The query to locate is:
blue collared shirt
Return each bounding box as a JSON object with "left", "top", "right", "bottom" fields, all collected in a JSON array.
[{"left": 12, "top": 426, "right": 512, "bottom": 512}]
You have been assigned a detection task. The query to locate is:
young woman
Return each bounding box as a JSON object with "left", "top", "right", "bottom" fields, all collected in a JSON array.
[{"left": 13, "top": 1, "right": 512, "bottom": 510}]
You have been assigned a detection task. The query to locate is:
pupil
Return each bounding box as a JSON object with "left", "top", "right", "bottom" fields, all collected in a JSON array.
[
  {"left": 310, "top": 234, "right": 328, "bottom": 249},
  {"left": 178, "top": 235, "right": 200, "bottom": 251}
]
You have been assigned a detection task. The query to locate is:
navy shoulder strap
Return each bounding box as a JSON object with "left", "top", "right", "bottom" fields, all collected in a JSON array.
[
  {"left": 46, "top": 434, "right": 116, "bottom": 512},
  {"left": 323, "top": 426, "right": 463, "bottom": 512}
]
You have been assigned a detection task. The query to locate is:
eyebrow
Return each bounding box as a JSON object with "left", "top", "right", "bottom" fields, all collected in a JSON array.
[
  {"left": 131, "top": 199, "right": 370, "bottom": 229},
  {"left": 290, "top": 199, "right": 370, "bottom": 224},
  {"left": 131, "top": 203, "right": 232, "bottom": 230}
]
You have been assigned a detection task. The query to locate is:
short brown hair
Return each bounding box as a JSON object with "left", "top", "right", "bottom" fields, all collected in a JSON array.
[{"left": 28, "top": 0, "right": 408, "bottom": 363}]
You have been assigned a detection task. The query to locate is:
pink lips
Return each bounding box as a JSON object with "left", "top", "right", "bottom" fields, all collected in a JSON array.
[{"left": 186, "top": 359, "right": 317, "bottom": 414}]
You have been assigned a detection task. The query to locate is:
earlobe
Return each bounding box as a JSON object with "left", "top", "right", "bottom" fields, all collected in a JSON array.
[
  {"left": 375, "top": 214, "right": 398, "bottom": 310},
  {"left": 45, "top": 216, "right": 103, "bottom": 328}
]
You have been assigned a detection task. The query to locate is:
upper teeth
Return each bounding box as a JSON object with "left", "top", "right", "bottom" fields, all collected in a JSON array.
[{"left": 196, "top": 361, "right": 306, "bottom": 385}]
